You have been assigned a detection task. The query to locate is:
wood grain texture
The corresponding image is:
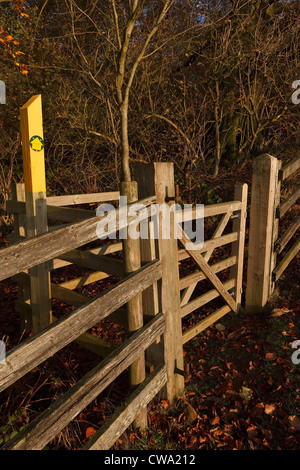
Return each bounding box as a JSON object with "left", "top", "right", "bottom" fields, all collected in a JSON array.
[
  {"left": 133, "top": 162, "right": 184, "bottom": 403},
  {"left": 179, "top": 256, "right": 237, "bottom": 290},
  {"left": 182, "top": 305, "right": 231, "bottom": 344},
  {"left": 47, "top": 192, "right": 120, "bottom": 206},
  {"left": 58, "top": 249, "right": 123, "bottom": 277},
  {"left": 230, "top": 184, "right": 248, "bottom": 312},
  {"left": 273, "top": 237, "right": 300, "bottom": 282},
  {"left": 246, "top": 155, "right": 280, "bottom": 312},
  {"left": 20, "top": 95, "right": 51, "bottom": 332},
  {"left": 179, "top": 229, "right": 236, "bottom": 312},
  {"left": 181, "top": 278, "right": 236, "bottom": 318},
  {"left": 0, "top": 260, "right": 162, "bottom": 392},
  {"left": 279, "top": 186, "right": 300, "bottom": 219},
  {"left": 83, "top": 365, "right": 167, "bottom": 450},
  {"left": 177, "top": 232, "right": 238, "bottom": 261},
  {"left": 180, "top": 211, "right": 233, "bottom": 306},
  {"left": 0, "top": 195, "right": 156, "bottom": 282},
  {"left": 2, "top": 314, "right": 165, "bottom": 450},
  {"left": 279, "top": 157, "right": 300, "bottom": 181},
  {"left": 182, "top": 201, "right": 242, "bottom": 220},
  {"left": 120, "top": 180, "right": 147, "bottom": 428},
  {"left": 275, "top": 216, "right": 300, "bottom": 254}
]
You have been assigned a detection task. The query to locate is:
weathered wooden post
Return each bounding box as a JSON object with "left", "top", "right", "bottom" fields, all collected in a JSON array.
[
  {"left": 246, "top": 154, "right": 281, "bottom": 313},
  {"left": 20, "top": 94, "right": 52, "bottom": 332},
  {"left": 121, "top": 181, "right": 147, "bottom": 429},
  {"left": 9, "top": 183, "right": 32, "bottom": 331},
  {"left": 230, "top": 183, "right": 248, "bottom": 312},
  {"left": 133, "top": 162, "right": 184, "bottom": 403},
  {"left": 9, "top": 183, "right": 26, "bottom": 244}
]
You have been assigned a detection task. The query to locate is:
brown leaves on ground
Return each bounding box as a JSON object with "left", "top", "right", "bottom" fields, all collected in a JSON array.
[
  {"left": 264, "top": 404, "right": 276, "bottom": 415},
  {"left": 265, "top": 352, "right": 277, "bottom": 361},
  {"left": 288, "top": 415, "right": 300, "bottom": 431},
  {"left": 85, "top": 427, "right": 96, "bottom": 439},
  {"left": 0, "top": 236, "right": 299, "bottom": 451},
  {"left": 129, "top": 284, "right": 300, "bottom": 451}
]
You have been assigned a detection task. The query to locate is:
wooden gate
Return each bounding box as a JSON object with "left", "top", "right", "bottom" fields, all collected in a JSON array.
[
  {"left": 133, "top": 162, "right": 248, "bottom": 349},
  {"left": 0, "top": 94, "right": 251, "bottom": 449},
  {"left": 246, "top": 154, "right": 300, "bottom": 312},
  {"left": 177, "top": 184, "right": 248, "bottom": 345}
]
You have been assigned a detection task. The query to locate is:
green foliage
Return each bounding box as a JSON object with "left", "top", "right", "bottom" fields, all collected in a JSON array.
[{"left": 0, "top": 409, "right": 28, "bottom": 445}]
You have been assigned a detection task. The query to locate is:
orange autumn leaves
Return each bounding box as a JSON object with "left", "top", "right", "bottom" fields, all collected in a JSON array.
[
  {"left": 85, "top": 427, "right": 97, "bottom": 439},
  {"left": 7, "top": 0, "right": 28, "bottom": 17},
  {"left": 0, "top": 1, "right": 29, "bottom": 76}
]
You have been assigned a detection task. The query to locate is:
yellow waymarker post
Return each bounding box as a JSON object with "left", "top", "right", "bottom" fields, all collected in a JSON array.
[{"left": 20, "top": 94, "right": 52, "bottom": 332}]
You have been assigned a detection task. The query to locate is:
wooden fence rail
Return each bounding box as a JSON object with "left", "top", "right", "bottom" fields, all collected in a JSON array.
[
  {"left": 0, "top": 260, "right": 162, "bottom": 392},
  {"left": 0, "top": 195, "right": 156, "bottom": 282},
  {"left": 2, "top": 314, "right": 165, "bottom": 450},
  {"left": 175, "top": 183, "right": 248, "bottom": 346},
  {"left": 82, "top": 364, "right": 167, "bottom": 450},
  {"left": 47, "top": 191, "right": 120, "bottom": 206},
  {"left": 2, "top": 93, "right": 256, "bottom": 450},
  {"left": 2, "top": 172, "right": 251, "bottom": 448},
  {"left": 246, "top": 154, "right": 300, "bottom": 312},
  {"left": 1, "top": 99, "right": 191, "bottom": 448},
  {"left": 1, "top": 165, "right": 165, "bottom": 449},
  {"left": 1, "top": 93, "right": 298, "bottom": 451},
  {"left": 278, "top": 156, "right": 300, "bottom": 182}
]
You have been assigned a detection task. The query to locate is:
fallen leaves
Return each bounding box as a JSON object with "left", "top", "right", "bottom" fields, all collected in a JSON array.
[
  {"left": 247, "top": 425, "right": 258, "bottom": 438},
  {"left": 210, "top": 414, "right": 220, "bottom": 426},
  {"left": 215, "top": 323, "right": 225, "bottom": 332},
  {"left": 265, "top": 352, "right": 277, "bottom": 361},
  {"left": 129, "top": 432, "right": 137, "bottom": 443},
  {"left": 288, "top": 415, "right": 300, "bottom": 431},
  {"left": 270, "top": 308, "right": 286, "bottom": 317},
  {"left": 264, "top": 404, "right": 276, "bottom": 415},
  {"left": 239, "top": 386, "right": 253, "bottom": 401},
  {"left": 178, "top": 398, "right": 199, "bottom": 424},
  {"left": 160, "top": 400, "right": 169, "bottom": 410},
  {"left": 85, "top": 427, "right": 96, "bottom": 439},
  {"left": 0, "top": 232, "right": 299, "bottom": 451}
]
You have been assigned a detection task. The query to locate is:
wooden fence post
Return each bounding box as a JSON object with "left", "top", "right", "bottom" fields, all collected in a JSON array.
[
  {"left": 10, "top": 183, "right": 31, "bottom": 331},
  {"left": 133, "top": 162, "right": 184, "bottom": 404},
  {"left": 120, "top": 181, "right": 147, "bottom": 429},
  {"left": 270, "top": 160, "right": 282, "bottom": 294},
  {"left": 20, "top": 95, "right": 52, "bottom": 332},
  {"left": 230, "top": 183, "right": 248, "bottom": 312},
  {"left": 9, "top": 183, "right": 26, "bottom": 244},
  {"left": 246, "top": 154, "right": 280, "bottom": 313}
]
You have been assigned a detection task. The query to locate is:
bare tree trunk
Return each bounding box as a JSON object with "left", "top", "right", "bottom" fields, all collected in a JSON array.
[
  {"left": 120, "top": 101, "right": 131, "bottom": 182},
  {"left": 214, "top": 103, "right": 221, "bottom": 177}
]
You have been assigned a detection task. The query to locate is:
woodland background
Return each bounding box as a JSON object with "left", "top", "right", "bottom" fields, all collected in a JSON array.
[
  {"left": 0, "top": 1, "right": 300, "bottom": 450},
  {"left": 0, "top": 0, "right": 299, "bottom": 236}
]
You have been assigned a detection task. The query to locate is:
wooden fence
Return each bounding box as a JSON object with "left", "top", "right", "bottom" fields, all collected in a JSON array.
[
  {"left": 2, "top": 169, "right": 248, "bottom": 450},
  {"left": 178, "top": 184, "right": 247, "bottom": 345},
  {"left": 0, "top": 192, "right": 167, "bottom": 450},
  {"left": 246, "top": 154, "right": 300, "bottom": 312},
  {"left": 133, "top": 164, "right": 248, "bottom": 349},
  {"left": 0, "top": 94, "right": 251, "bottom": 450},
  {"left": 0, "top": 98, "right": 189, "bottom": 448}
]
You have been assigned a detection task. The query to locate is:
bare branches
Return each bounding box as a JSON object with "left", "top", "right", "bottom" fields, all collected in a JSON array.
[
  {"left": 112, "top": 0, "right": 176, "bottom": 181},
  {"left": 111, "top": 0, "right": 121, "bottom": 50}
]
